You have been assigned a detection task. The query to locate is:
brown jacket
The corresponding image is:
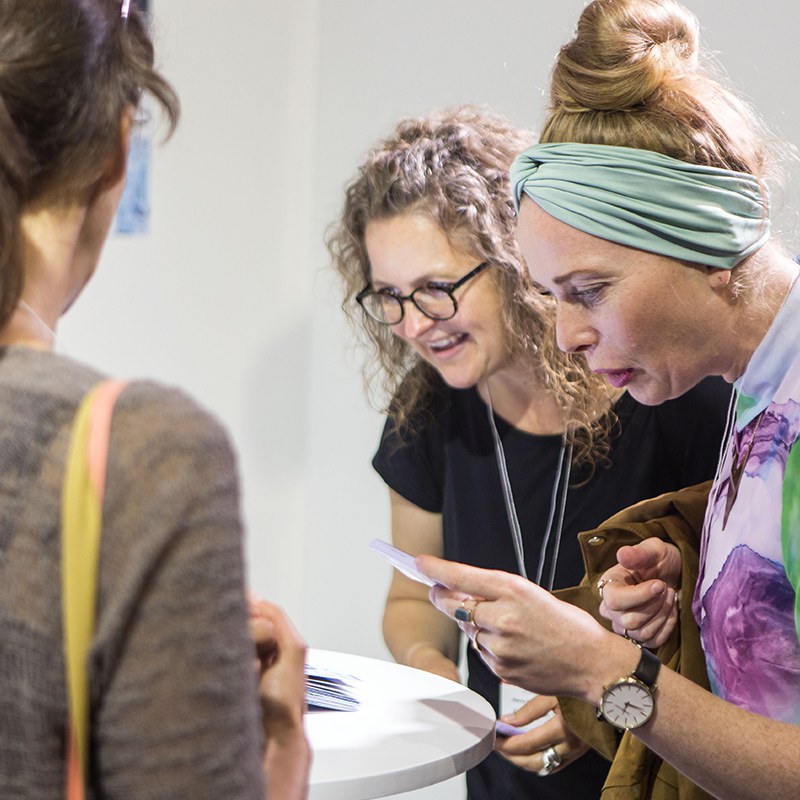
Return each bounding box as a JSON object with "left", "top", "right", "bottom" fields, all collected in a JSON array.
[{"left": 553, "top": 481, "right": 715, "bottom": 800}]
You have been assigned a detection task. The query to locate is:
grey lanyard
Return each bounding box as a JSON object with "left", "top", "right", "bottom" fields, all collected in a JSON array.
[{"left": 484, "top": 382, "right": 573, "bottom": 589}]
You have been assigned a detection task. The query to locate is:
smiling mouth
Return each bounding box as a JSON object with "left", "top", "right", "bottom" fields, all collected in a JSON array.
[{"left": 427, "top": 333, "right": 468, "bottom": 353}]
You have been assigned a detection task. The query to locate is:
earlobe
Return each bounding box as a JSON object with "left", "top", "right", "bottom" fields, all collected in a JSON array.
[{"left": 707, "top": 267, "right": 733, "bottom": 290}]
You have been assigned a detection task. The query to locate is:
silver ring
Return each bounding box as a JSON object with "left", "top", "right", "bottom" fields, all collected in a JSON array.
[{"left": 536, "top": 745, "right": 561, "bottom": 777}]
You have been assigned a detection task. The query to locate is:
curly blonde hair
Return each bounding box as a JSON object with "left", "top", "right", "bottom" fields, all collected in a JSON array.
[{"left": 327, "top": 104, "right": 616, "bottom": 468}]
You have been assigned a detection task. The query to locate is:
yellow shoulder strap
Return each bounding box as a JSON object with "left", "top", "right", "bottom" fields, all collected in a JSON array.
[{"left": 62, "top": 379, "right": 128, "bottom": 800}]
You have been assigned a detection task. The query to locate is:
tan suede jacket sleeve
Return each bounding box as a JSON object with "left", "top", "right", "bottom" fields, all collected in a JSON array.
[{"left": 553, "top": 480, "right": 715, "bottom": 800}]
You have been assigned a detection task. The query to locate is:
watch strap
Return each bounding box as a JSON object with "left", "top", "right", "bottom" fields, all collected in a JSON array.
[{"left": 632, "top": 645, "right": 660, "bottom": 688}]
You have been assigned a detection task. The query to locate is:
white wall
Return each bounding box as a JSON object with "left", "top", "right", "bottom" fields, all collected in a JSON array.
[{"left": 58, "top": 2, "right": 800, "bottom": 799}]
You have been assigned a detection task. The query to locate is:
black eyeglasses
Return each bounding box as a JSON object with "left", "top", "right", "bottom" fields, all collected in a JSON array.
[{"left": 356, "top": 261, "right": 491, "bottom": 325}]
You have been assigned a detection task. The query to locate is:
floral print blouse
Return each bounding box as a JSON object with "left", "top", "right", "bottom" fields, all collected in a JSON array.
[{"left": 695, "top": 278, "right": 800, "bottom": 723}]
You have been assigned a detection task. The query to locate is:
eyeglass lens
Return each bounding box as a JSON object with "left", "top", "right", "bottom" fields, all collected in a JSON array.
[{"left": 362, "top": 286, "right": 456, "bottom": 324}]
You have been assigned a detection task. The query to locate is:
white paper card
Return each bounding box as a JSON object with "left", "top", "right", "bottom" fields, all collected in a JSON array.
[
  {"left": 496, "top": 682, "right": 555, "bottom": 736},
  {"left": 369, "top": 539, "right": 437, "bottom": 587}
]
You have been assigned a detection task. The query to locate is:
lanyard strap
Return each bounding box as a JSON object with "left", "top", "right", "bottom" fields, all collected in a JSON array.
[{"left": 483, "top": 383, "right": 573, "bottom": 589}]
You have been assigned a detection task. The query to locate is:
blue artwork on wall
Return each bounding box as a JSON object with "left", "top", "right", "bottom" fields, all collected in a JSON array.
[
  {"left": 114, "top": 130, "right": 151, "bottom": 235},
  {"left": 114, "top": 0, "right": 153, "bottom": 236}
]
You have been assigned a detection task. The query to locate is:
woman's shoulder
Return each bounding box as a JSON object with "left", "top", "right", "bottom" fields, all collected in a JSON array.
[{"left": 112, "top": 379, "right": 235, "bottom": 460}]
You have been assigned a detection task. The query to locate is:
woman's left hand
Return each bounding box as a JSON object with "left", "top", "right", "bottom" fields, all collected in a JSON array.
[
  {"left": 598, "top": 538, "right": 682, "bottom": 648},
  {"left": 495, "top": 695, "right": 588, "bottom": 775}
]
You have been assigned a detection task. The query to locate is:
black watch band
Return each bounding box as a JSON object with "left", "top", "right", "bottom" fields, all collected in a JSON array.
[{"left": 632, "top": 645, "right": 661, "bottom": 688}]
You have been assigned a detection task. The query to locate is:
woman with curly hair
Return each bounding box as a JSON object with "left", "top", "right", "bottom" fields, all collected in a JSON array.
[{"left": 329, "top": 104, "right": 729, "bottom": 800}]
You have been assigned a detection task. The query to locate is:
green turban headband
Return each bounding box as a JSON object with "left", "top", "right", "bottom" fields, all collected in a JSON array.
[{"left": 510, "top": 143, "right": 770, "bottom": 269}]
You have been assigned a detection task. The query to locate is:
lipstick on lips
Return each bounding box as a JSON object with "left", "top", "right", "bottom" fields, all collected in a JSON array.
[{"left": 595, "top": 368, "right": 633, "bottom": 388}]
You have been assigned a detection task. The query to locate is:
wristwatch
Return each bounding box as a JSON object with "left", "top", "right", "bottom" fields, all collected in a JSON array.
[{"left": 596, "top": 644, "right": 660, "bottom": 730}]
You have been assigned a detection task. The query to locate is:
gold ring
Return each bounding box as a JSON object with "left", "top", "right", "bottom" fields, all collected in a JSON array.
[
  {"left": 454, "top": 597, "right": 481, "bottom": 626},
  {"left": 454, "top": 599, "right": 473, "bottom": 624},
  {"left": 597, "top": 577, "right": 614, "bottom": 601}
]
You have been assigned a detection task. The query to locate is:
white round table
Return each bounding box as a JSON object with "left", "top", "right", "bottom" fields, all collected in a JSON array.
[{"left": 306, "top": 649, "right": 496, "bottom": 800}]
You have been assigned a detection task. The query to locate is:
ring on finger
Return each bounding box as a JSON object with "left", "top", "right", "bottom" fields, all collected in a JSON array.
[
  {"left": 623, "top": 628, "right": 644, "bottom": 645},
  {"left": 536, "top": 745, "right": 561, "bottom": 777},
  {"left": 596, "top": 577, "right": 614, "bottom": 602},
  {"left": 454, "top": 597, "right": 481, "bottom": 626}
]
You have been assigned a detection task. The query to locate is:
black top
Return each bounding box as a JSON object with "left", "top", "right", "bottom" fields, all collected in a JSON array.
[{"left": 373, "top": 376, "right": 731, "bottom": 800}]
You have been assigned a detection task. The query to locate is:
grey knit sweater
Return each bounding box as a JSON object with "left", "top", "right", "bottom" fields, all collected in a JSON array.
[{"left": 0, "top": 346, "right": 265, "bottom": 798}]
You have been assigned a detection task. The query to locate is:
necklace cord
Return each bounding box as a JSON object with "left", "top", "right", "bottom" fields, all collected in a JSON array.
[
  {"left": 18, "top": 299, "right": 57, "bottom": 344},
  {"left": 545, "top": 439, "right": 573, "bottom": 590},
  {"left": 484, "top": 382, "right": 569, "bottom": 590}
]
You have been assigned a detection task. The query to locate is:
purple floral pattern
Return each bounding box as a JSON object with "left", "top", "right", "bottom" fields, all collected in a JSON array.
[
  {"left": 708, "top": 404, "right": 799, "bottom": 528},
  {"left": 697, "top": 398, "right": 800, "bottom": 721},
  {"left": 699, "top": 544, "right": 800, "bottom": 723}
]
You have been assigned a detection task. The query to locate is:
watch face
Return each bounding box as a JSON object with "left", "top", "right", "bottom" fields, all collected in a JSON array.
[{"left": 601, "top": 679, "right": 654, "bottom": 729}]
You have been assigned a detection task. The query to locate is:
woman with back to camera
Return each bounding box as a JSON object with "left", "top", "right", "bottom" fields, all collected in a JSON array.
[
  {"left": 328, "top": 104, "right": 730, "bottom": 800},
  {"left": 0, "top": 2, "right": 309, "bottom": 798},
  {"left": 416, "top": 2, "right": 800, "bottom": 799}
]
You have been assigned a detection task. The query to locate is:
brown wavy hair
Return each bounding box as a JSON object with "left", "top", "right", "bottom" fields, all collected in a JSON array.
[
  {"left": 0, "top": 0, "right": 179, "bottom": 328},
  {"left": 327, "top": 104, "right": 616, "bottom": 468}
]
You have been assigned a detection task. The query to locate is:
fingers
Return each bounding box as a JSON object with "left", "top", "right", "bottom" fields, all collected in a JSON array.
[
  {"left": 495, "top": 700, "right": 559, "bottom": 755},
  {"left": 616, "top": 539, "right": 682, "bottom": 585},
  {"left": 420, "top": 555, "right": 538, "bottom": 626},
  {"left": 618, "top": 587, "right": 680, "bottom": 647},
  {"left": 416, "top": 554, "right": 519, "bottom": 601},
  {"left": 256, "top": 601, "right": 308, "bottom": 739},
  {"left": 497, "top": 702, "right": 589, "bottom": 775},
  {"left": 606, "top": 583, "right": 673, "bottom": 624},
  {"left": 500, "top": 694, "right": 558, "bottom": 728},
  {"left": 615, "top": 539, "right": 667, "bottom": 571},
  {"left": 600, "top": 576, "right": 667, "bottom": 614},
  {"left": 250, "top": 597, "right": 307, "bottom": 670},
  {"left": 496, "top": 717, "right": 558, "bottom": 756}
]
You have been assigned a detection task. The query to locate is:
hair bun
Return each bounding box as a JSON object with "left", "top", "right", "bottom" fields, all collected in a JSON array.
[{"left": 550, "top": 0, "right": 700, "bottom": 112}]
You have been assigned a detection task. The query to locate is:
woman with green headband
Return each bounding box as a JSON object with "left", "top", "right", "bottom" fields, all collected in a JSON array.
[
  {"left": 415, "top": 1, "right": 800, "bottom": 799},
  {"left": 329, "top": 103, "right": 730, "bottom": 800}
]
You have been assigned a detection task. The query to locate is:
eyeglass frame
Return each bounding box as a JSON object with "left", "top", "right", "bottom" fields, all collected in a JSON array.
[{"left": 356, "top": 261, "right": 491, "bottom": 325}]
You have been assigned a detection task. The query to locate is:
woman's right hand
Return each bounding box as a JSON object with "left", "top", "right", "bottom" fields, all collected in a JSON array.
[
  {"left": 598, "top": 538, "right": 682, "bottom": 648},
  {"left": 249, "top": 596, "right": 311, "bottom": 800}
]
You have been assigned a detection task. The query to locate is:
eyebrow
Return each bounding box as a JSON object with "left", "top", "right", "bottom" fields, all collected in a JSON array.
[
  {"left": 553, "top": 270, "right": 596, "bottom": 286},
  {"left": 370, "top": 272, "right": 461, "bottom": 290}
]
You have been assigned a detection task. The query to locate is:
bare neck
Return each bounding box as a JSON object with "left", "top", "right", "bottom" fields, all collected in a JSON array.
[
  {"left": 477, "top": 359, "right": 569, "bottom": 436},
  {"left": 721, "top": 249, "right": 800, "bottom": 383},
  {"left": 0, "top": 200, "right": 92, "bottom": 349}
]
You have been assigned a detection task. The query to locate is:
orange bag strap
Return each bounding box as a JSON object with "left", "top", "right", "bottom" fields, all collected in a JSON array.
[{"left": 62, "top": 379, "right": 128, "bottom": 800}]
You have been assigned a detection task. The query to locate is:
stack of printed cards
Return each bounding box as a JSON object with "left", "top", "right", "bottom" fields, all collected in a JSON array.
[{"left": 305, "top": 662, "right": 361, "bottom": 712}]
